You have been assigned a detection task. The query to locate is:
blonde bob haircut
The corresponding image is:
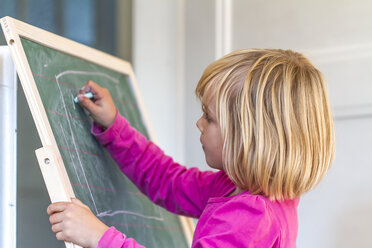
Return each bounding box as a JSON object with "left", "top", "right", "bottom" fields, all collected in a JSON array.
[{"left": 196, "top": 49, "right": 335, "bottom": 201}]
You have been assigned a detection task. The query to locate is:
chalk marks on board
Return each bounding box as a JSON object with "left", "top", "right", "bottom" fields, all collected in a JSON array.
[
  {"left": 59, "top": 122, "right": 84, "bottom": 186},
  {"left": 98, "top": 209, "right": 164, "bottom": 221},
  {"left": 56, "top": 70, "right": 120, "bottom": 85},
  {"left": 53, "top": 70, "right": 165, "bottom": 223},
  {"left": 55, "top": 70, "right": 99, "bottom": 215}
]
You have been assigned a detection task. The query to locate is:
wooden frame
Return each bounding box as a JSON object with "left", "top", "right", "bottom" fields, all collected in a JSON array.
[{"left": 1, "top": 16, "right": 194, "bottom": 247}]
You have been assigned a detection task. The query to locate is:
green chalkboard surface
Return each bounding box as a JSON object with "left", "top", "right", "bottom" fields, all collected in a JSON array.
[{"left": 20, "top": 37, "right": 189, "bottom": 248}]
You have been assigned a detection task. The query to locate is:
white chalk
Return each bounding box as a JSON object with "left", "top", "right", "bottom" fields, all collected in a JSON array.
[{"left": 74, "top": 92, "right": 94, "bottom": 103}]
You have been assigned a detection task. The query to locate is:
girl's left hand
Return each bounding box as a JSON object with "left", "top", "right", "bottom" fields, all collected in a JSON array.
[{"left": 47, "top": 198, "right": 109, "bottom": 248}]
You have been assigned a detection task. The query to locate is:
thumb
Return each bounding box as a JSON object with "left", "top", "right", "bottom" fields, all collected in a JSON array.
[
  {"left": 77, "top": 95, "right": 99, "bottom": 115},
  {"left": 71, "top": 198, "right": 89, "bottom": 209}
]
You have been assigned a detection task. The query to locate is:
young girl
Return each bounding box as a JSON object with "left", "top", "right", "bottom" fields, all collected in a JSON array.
[{"left": 47, "top": 49, "right": 335, "bottom": 247}]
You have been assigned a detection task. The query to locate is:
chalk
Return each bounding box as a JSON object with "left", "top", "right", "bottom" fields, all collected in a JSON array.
[{"left": 74, "top": 92, "right": 94, "bottom": 103}]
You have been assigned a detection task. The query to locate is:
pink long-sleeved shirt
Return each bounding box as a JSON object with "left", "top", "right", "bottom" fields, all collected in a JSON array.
[{"left": 93, "top": 112, "right": 299, "bottom": 248}]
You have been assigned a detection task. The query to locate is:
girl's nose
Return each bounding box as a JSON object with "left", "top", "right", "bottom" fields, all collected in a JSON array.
[{"left": 196, "top": 117, "right": 203, "bottom": 133}]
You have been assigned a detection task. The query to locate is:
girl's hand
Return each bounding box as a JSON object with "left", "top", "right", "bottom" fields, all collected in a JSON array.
[
  {"left": 77, "top": 80, "right": 117, "bottom": 129},
  {"left": 47, "top": 198, "right": 109, "bottom": 248}
]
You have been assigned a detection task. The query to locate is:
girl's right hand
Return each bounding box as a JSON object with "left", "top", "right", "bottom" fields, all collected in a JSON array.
[{"left": 77, "top": 80, "right": 117, "bottom": 129}]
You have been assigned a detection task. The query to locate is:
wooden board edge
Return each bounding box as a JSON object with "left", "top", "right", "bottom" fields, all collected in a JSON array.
[
  {"left": 35, "top": 146, "right": 81, "bottom": 248},
  {"left": 1, "top": 16, "right": 55, "bottom": 147},
  {"left": 179, "top": 216, "right": 195, "bottom": 246},
  {"left": 2, "top": 16, "right": 131, "bottom": 75},
  {"left": 1, "top": 15, "right": 76, "bottom": 197}
]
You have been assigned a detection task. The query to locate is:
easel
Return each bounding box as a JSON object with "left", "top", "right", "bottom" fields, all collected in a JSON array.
[{"left": 1, "top": 16, "right": 194, "bottom": 248}]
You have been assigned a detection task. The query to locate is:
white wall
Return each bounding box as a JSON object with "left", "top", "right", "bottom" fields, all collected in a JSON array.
[
  {"left": 183, "top": 0, "right": 216, "bottom": 170},
  {"left": 229, "top": 1, "right": 372, "bottom": 246},
  {"left": 133, "top": 0, "right": 216, "bottom": 170},
  {"left": 0, "top": 46, "right": 17, "bottom": 248},
  {"left": 133, "top": 1, "right": 372, "bottom": 246},
  {"left": 133, "top": 0, "right": 186, "bottom": 164}
]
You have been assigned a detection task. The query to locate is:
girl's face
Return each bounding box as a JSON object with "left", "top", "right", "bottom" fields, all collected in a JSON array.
[{"left": 196, "top": 103, "right": 224, "bottom": 170}]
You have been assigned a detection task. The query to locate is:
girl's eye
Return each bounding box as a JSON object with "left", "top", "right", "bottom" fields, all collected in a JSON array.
[{"left": 204, "top": 113, "right": 211, "bottom": 122}]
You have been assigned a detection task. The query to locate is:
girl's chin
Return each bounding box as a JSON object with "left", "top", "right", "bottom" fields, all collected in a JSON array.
[{"left": 206, "top": 161, "right": 223, "bottom": 170}]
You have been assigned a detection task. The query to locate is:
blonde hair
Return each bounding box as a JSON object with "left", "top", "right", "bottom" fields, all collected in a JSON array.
[{"left": 196, "top": 49, "right": 335, "bottom": 200}]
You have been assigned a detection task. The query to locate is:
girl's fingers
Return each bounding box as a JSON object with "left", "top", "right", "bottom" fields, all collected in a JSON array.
[
  {"left": 47, "top": 202, "right": 69, "bottom": 215},
  {"left": 79, "top": 81, "right": 93, "bottom": 95},
  {"left": 51, "top": 222, "right": 64, "bottom": 233},
  {"left": 78, "top": 80, "right": 102, "bottom": 97},
  {"left": 86, "top": 80, "right": 105, "bottom": 99},
  {"left": 56, "top": 231, "right": 65, "bottom": 241},
  {"left": 76, "top": 81, "right": 116, "bottom": 128},
  {"left": 78, "top": 86, "right": 90, "bottom": 95},
  {"left": 78, "top": 81, "right": 107, "bottom": 106},
  {"left": 77, "top": 94, "right": 100, "bottom": 114},
  {"left": 49, "top": 212, "right": 64, "bottom": 224}
]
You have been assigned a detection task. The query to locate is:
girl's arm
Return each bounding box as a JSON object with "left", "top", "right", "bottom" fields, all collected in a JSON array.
[
  {"left": 78, "top": 81, "right": 235, "bottom": 217},
  {"left": 92, "top": 110, "right": 234, "bottom": 217}
]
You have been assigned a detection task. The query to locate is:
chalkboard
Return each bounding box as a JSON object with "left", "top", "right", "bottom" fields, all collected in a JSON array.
[{"left": 1, "top": 17, "right": 192, "bottom": 248}]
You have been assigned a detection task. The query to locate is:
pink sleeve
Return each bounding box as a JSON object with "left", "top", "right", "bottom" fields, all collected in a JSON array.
[
  {"left": 92, "top": 112, "right": 235, "bottom": 218},
  {"left": 97, "top": 227, "right": 145, "bottom": 248}
]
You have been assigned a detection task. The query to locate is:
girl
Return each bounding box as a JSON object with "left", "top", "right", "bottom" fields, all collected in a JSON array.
[{"left": 47, "top": 49, "right": 335, "bottom": 247}]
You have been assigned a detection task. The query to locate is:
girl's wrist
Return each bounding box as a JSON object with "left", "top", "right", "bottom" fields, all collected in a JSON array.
[
  {"left": 102, "top": 108, "right": 118, "bottom": 129},
  {"left": 90, "top": 224, "right": 110, "bottom": 248}
]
